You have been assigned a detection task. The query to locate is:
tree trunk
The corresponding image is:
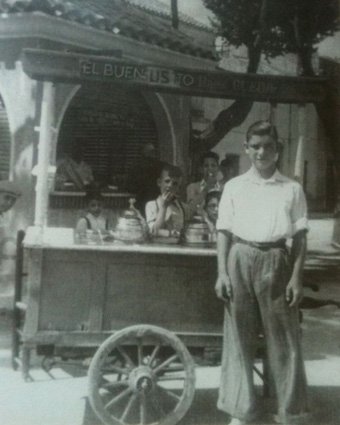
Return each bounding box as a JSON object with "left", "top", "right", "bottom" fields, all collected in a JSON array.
[
  {"left": 298, "top": 46, "right": 315, "bottom": 77},
  {"left": 195, "top": 45, "right": 261, "bottom": 152},
  {"left": 315, "top": 95, "right": 340, "bottom": 206},
  {"left": 194, "top": 0, "right": 267, "bottom": 152},
  {"left": 298, "top": 51, "right": 340, "bottom": 208}
]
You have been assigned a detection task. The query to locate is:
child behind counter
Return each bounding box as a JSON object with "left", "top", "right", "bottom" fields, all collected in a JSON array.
[
  {"left": 186, "top": 151, "right": 221, "bottom": 214},
  {"left": 75, "top": 190, "right": 109, "bottom": 236},
  {"left": 145, "top": 164, "right": 190, "bottom": 238},
  {"left": 203, "top": 190, "right": 221, "bottom": 239}
]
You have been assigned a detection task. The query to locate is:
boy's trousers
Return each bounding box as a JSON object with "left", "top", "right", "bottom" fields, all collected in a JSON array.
[{"left": 217, "top": 242, "right": 309, "bottom": 424}]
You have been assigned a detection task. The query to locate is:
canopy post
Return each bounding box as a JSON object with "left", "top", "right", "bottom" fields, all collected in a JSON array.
[
  {"left": 34, "top": 81, "right": 55, "bottom": 228},
  {"left": 294, "top": 104, "right": 306, "bottom": 184},
  {"left": 269, "top": 102, "right": 277, "bottom": 125}
]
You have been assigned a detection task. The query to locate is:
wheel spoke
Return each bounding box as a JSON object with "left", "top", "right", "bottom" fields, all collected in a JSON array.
[
  {"left": 102, "top": 365, "right": 130, "bottom": 376},
  {"left": 153, "top": 354, "right": 178, "bottom": 374},
  {"left": 102, "top": 380, "right": 129, "bottom": 391},
  {"left": 158, "top": 374, "right": 185, "bottom": 381},
  {"left": 104, "top": 387, "right": 133, "bottom": 410},
  {"left": 156, "top": 384, "right": 181, "bottom": 402},
  {"left": 116, "top": 346, "right": 135, "bottom": 368},
  {"left": 120, "top": 393, "right": 137, "bottom": 423},
  {"left": 150, "top": 390, "right": 166, "bottom": 419},
  {"left": 148, "top": 344, "right": 161, "bottom": 367},
  {"left": 137, "top": 339, "right": 143, "bottom": 365},
  {"left": 161, "top": 365, "right": 184, "bottom": 374},
  {"left": 140, "top": 393, "right": 147, "bottom": 425}
]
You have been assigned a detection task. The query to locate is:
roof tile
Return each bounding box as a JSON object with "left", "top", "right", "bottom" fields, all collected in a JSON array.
[{"left": 0, "top": 0, "right": 217, "bottom": 59}]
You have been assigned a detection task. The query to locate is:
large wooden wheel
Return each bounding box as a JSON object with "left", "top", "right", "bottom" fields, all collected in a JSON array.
[{"left": 88, "top": 325, "right": 196, "bottom": 425}]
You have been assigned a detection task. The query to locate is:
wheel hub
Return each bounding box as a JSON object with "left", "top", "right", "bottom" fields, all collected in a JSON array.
[{"left": 129, "top": 366, "right": 154, "bottom": 394}]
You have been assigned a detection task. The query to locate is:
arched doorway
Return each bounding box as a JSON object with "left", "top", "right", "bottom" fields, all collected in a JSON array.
[
  {"left": 57, "top": 84, "right": 159, "bottom": 190},
  {"left": 0, "top": 95, "right": 11, "bottom": 180}
]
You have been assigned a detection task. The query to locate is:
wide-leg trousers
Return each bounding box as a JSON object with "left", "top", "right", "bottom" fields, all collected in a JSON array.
[{"left": 217, "top": 242, "right": 309, "bottom": 424}]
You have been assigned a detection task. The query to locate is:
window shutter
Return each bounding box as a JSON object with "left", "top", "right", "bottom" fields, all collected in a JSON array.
[
  {"left": 57, "top": 85, "right": 159, "bottom": 189},
  {"left": 0, "top": 97, "right": 10, "bottom": 180}
]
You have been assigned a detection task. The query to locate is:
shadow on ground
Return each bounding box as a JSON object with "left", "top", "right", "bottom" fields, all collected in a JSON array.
[{"left": 82, "top": 385, "right": 340, "bottom": 425}]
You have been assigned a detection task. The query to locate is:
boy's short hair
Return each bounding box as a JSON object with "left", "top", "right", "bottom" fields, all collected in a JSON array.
[
  {"left": 85, "top": 191, "right": 103, "bottom": 204},
  {"left": 84, "top": 183, "right": 103, "bottom": 204},
  {"left": 246, "top": 120, "right": 278, "bottom": 143},
  {"left": 205, "top": 189, "right": 221, "bottom": 207},
  {"left": 200, "top": 151, "right": 219, "bottom": 165},
  {"left": 220, "top": 154, "right": 239, "bottom": 170},
  {"left": 159, "top": 163, "right": 183, "bottom": 179}
]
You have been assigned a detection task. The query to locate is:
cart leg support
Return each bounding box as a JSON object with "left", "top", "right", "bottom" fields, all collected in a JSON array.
[{"left": 22, "top": 345, "right": 33, "bottom": 382}]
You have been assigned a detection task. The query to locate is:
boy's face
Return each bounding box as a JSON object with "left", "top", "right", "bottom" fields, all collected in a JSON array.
[
  {"left": 88, "top": 199, "right": 103, "bottom": 217},
  {"left": 205, "top": 197, "right": 219, "bottom": 223},
  {"left": 158, "top": 171, "right": 181, "bottom": 198},
  {"left": 0, "top": 192, "right": 17, "bottom": 213},
  {"left": 245, "top": 134, "right": 278, "bottom": 176},
  {"left": 202, "top": 158, "right": 219, "bottom": 182}
]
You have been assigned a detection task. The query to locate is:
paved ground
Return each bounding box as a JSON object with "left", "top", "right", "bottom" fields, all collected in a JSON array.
[{"left": 0, "top": 281, "right": 340, "bottom": 425}]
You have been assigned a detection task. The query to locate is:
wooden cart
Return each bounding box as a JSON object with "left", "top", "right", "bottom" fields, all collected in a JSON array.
[
  {"left": 13, "top": 228, "right": 340, "bottom": 425},
  {"left": 13, "top": 226, "right": 228, "bottom": 425}
]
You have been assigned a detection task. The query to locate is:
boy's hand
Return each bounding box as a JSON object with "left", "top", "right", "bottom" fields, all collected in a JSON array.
[
  {"left": 215, "top": 274, "right": 232, "bottom": 302},
  {"left": 159, "top": 191, "right": 175, "bottom": 207},
  {"left": 286, "top": 277, "right": 303, "bottom": 307}
]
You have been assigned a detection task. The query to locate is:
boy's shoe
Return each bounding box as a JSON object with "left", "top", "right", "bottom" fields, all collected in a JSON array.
[
  {"left": 273, "top": 413, "right": 308, "bottom": 425},
  {"left": 228, "top": 418, "right": 247, "bottom": 425}
]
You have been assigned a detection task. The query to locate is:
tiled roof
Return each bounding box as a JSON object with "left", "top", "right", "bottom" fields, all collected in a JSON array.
[
  {"left": 0, "top": 0, "right": 217, "bottom": 60},
  {"left": 124, "top": 0, "right": 212, "bottom": 30}
]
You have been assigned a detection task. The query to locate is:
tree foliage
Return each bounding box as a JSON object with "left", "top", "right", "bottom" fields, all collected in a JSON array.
[
  {"left": 196, "top": 0, "right": 339, "bottom": 151},
  {"left": 204, "top": 0, "right": 339, "bottom": 74}
]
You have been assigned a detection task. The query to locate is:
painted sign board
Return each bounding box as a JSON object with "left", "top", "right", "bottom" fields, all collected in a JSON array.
[{"left": 22, "top": 48, "right": 327, "bottom": 103}]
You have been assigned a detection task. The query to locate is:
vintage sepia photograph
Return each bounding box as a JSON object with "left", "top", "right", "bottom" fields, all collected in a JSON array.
[{"left": 0, "top": 1, "right": 340, "bottom": 424}]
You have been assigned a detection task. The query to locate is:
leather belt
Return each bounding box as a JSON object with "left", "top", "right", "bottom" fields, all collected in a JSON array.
[{"left": 233, "top": 236, "right": 286, "bottom": 250}]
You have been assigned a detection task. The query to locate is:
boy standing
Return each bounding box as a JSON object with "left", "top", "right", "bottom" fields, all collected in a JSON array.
[{"left": 215, "top": 121, "right": 309, "bottom": 425}]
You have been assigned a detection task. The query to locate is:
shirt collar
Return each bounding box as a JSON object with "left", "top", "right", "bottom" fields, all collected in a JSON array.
[
  {"left": 245, "top": 166, "right": 287, "bottom": 184},
  {"left": 200, "top": 179, "right": 221, "bottom": 191}
]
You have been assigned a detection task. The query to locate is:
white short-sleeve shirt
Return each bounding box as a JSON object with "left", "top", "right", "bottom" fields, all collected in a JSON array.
[
  {"left": 216, "top": 167, "right": 308, "bottom": 242},
  {"left": 145, "top": 199, "right": 188, "bottom": 233}
]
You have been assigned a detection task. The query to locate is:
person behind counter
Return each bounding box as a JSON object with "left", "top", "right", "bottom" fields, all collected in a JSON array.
[
  {"left": 126, "top": 143, "right": 167, "bottom": 216},
  {"left": 202, "top": 190, "right": 221, "bottom": 241},
  {"left": 55, "top": 146, "right": 94, "bottom": 191},
  {"left": 75, "top": 190, "right": 109, "bottom": 235},
  {"left": 0, "top": 181, "right": 21, "bottom": 229},
  {"left": 145, "top": 164, "right": 190, "bottom": 237},
  {"left": 218, "top": 154, "right": 239, "bottom": 189},
  {"left": 0, "top": 180, "right": 21, "bottom": 212},
  {"left": 186, "top": 151, "right": 221, "bottom": 213}
]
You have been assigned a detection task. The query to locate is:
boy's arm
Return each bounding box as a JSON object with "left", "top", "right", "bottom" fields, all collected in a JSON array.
[
  {"left": 76, "top": 217, "right": 87, "bottom": 235},
  {"left": 146, "top": 198, "right": 168, "bottom": 235},
  {"left": 286, "top": 230, "right": 307, "bottom": 307},
  {"left": 151, "top": 204, "right": 167, "bottom": 234},
  {"left": 215, "top": 230, "right": 233, "bottom": 301}
]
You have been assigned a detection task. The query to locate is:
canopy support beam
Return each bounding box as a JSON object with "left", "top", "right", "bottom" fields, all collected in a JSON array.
[
  {"left": 34, "top": 82, "right": 55, "bottom": 228},
  {"left": 294, "top": 104, "right": 306, "bottom": 184}
]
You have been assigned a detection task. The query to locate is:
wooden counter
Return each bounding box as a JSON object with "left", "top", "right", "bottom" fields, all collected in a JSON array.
[
  {"left": 21, "top": 224, "right": 340, "bottom": 358},
  {"left": 22, "top": 226, "right": 222, "bottom": 349}
]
